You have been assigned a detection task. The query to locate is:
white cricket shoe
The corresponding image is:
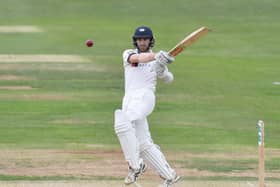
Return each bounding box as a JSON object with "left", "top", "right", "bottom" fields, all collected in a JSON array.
[
  {"left": 124, "top": 162, "right": 147, "bottom": 185},
  {"left": 162, "top": 174, "right": 181, "bottom": 187}
]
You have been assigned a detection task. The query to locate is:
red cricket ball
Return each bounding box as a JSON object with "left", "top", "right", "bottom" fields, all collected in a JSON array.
[{"left": 85, "top": 39, "right": 94, "bottom": 47}]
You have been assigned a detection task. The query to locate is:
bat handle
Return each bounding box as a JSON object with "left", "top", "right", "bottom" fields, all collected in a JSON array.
[{"left": 168, "top": 48, "right": 183, "bottom": 57}]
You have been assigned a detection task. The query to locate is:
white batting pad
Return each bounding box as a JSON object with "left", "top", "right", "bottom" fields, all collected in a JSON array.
[
  {"left": 114, "top": 109, "right": 140, "bottom": 170},
  {"left": 141, "top": 145, "right": 175, "bottom": 180}
]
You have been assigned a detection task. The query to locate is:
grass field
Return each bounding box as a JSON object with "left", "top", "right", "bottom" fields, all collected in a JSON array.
[
  {"left": 0, "top": 181, "right": 280, "bottom": 187},
  {"left": 0, "top": 0, "right": 279, "bottom": 186}
]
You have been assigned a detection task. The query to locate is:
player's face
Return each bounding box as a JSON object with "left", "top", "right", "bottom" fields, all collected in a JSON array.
[{"left": 136, "top": 38, "right": 150, "bottom": 52}]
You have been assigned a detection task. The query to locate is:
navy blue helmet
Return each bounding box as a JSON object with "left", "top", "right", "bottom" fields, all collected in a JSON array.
[{"left": 132, "top": 26, "right": 155, "bottom": 48}]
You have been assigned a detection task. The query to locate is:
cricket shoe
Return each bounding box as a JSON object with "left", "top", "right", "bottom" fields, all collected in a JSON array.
[
  {"left": 162, "top": 174, "right": 181, "bottom": 187},
  {"left": 124, "top": 162, "right": 147, "bottom": 185}
]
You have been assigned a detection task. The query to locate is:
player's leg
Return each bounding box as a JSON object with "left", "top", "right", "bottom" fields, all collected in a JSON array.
[
  {"left": 114, "top": 90, "right": 155, "bottom": 184},
  {"left": 135, "top": 118, "right": 180, "bottom": 185},
  {"left": 114, "top": 109, "right": 146, "bottom": 185},
  {"left": 142, "top": 145, "right": 180, "bottom": 186},
  {"left": 114, "top": 109, "right": 140, "bottom": 169}
]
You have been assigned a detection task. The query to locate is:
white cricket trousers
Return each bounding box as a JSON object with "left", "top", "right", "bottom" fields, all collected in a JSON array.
[
  {"left": 122, "top": 88, "right": 155, "bottom": 122},
  {"left": 119, "top": 88, "right": 176, "bottom": 180}
]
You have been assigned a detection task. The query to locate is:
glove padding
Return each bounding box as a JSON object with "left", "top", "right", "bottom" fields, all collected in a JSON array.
[{"left": 155, "top": 50, "right": 174, "bottom": 66}]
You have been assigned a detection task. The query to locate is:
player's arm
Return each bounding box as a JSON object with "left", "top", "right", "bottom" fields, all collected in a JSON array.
[
  {"left": 154, "top": 51, "right": 175, "bottom": 84},
  {"left": 128, "top": 50, "right": 175, "bottom": 64},
  {"left": 157, "top": 66, "right": 174, "bottom": 84},
  {"left": 128, "top": 52, "right": 156, "bottom": 64}
]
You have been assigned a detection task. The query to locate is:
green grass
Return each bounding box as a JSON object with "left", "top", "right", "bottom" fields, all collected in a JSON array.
[
  {"left": 266, "top": 158, "right": 280, "bottom": 170},
  {"left": 176, "top": 158, "right": 256, "bottom": 172},
  {"left": 0, "top": 0, "right": 279, "bottom": 180},
  {"left": 0, "top": 175, "right": 122, "bottom": 181}
]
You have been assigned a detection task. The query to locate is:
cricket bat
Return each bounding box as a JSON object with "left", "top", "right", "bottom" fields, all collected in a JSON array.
[{"left": 168, "top": 27, "right": 209, "bottom": 57}]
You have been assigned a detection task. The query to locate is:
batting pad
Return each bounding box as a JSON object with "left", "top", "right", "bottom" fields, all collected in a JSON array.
[
  {"left": 114, "top": 110, "right": 140, "bottom": 170},
  {"left": 141, "top": 145, "right": 175, "bottom": 180}
]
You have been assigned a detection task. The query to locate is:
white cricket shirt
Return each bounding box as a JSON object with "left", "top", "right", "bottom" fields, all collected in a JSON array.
[{"left": 122, "top": 49, "right": 157, "bottom": 93}]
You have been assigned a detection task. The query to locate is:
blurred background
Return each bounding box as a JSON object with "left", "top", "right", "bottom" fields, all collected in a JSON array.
[{"left": 0, "top": 0, "right": 279, "bottom": 186}]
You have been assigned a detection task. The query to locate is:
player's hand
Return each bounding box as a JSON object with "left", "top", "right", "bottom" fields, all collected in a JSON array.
[
  {"left": 154, "top": 61, "right": 167, "bottom": 76},
  {"left": 155, "top": 51, "right": 175, "bottom": 65},
  {"left": 155, "top": 64, "right": 174, "bottom": 83}
]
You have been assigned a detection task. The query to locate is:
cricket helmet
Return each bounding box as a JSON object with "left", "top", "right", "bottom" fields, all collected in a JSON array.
[{"left": 132, "top": 26, "right": 155, "bottom": 48}]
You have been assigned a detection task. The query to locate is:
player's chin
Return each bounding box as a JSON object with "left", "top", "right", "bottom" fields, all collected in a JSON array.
[{"left": 138, "top": 46, "right": 149, "bottom": 52}]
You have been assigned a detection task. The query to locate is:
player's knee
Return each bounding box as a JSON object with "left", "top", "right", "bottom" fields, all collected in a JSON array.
[{"left": 114, "top": 109, "right": 131, "bottom": 134}]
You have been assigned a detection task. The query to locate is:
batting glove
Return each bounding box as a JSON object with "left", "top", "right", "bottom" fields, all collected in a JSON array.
[{"left": 155, "top": 50, "right": 175, "bottom": 66}]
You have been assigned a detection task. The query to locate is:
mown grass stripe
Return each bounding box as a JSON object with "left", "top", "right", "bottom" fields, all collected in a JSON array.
[{"left": 0, "top": 26, "right": 43, "bottom": 33}]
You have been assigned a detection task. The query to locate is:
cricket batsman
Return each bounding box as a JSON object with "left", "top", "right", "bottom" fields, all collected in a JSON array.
[{"left": 114, "top": 26, "right": 180, "bottom": 187}]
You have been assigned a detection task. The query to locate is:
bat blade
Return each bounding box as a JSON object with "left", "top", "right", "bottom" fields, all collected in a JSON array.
[{"left": 168, "top": 27, "right": 209, "bottom": 57}]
